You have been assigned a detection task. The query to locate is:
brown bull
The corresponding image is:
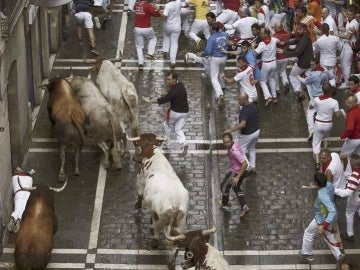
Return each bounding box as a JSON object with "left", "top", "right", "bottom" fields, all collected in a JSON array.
[
  {"left": 14, "top": 179, "right": 67, "bottom": 270},
  {"left": 165, "top": 226, "right": 216, "bottom": 270},
  {"left": 46, "top": 78, "right": 86, "bottom": 182}
]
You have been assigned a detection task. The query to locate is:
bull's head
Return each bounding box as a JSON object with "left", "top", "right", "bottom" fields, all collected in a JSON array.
[
  {"left": 18, "top": 177, "right": 68, "bottom": 193},
  {"left": 165, "top": 225, "right": 216, "bottom": 243},
  {"left": 126, "top": 133, "right": 167, "bottom": 159}
]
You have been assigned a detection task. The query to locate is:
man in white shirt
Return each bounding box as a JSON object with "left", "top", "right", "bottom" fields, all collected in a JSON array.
[
  {"left": 221, "top": 56, "right": 258, "bottom": 102},
  {"left": 320, "top": 8, "right": 337, "bottom": 34},
  {"left": 161, "top": 0, "right": 181, "bottom": 68},
  {"left": 254, "top": 27, "right": 279, "bottom": 107},
  {"left": 224, "top": 8, "right": 259, "bottom": 42},
  {"left": 313, "top": 23, "right": 343, "bottom": 87},
  {"left": 319, "top": 148, "right": 347, "bottom": 190},
  {"left": 337, "top": 5, "right": 359, "bottom": 89},
  {"left": 312, "top": 82, "right": 341, "bottom": 169}
]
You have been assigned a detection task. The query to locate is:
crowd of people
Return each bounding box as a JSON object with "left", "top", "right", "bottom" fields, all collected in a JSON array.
[{"left": 71, "top": 0, "right": 360, "bottom": 266}]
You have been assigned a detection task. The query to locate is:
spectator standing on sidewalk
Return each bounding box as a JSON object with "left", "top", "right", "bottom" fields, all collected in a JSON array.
[
  {"left": 299, "top": 172, "right": 343, "bottom": 262},
  {"left": 334, "top": 153, "right": 360, "bottom": 243},
  {"left": 74, "top": 0, "right": 99, "bottom": 55},
  {"left": 142, "top": 71, "right": 189, "bottom": 156},
  {"left": 224, "top": 93, "right": 260, "bottom": 173},
  {"left": 218, "top": 132, "right": 250, "bottom": 218},
  {"left": 278, "top": 23, "right": 313, "bottom": 103},
  {"left": 161, "top": 0, "right": 181, "bottom": 69},
  {"left": 134, "top": 0, "right": 161, "bottom": 70}
]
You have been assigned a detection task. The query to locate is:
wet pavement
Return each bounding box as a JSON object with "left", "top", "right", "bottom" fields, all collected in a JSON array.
[{"left": 1, "top": 2, "right": 360, "bottom": 269}]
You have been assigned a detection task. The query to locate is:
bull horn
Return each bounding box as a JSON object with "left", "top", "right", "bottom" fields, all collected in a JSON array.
[
  {"left": 83, "top": 59, "right": 98, "bottom": 64},
  {"left": 36, "top": 78, "right": 49, "bottom": 88},
  {"left": 185, "top": 251, "right": 193, "bottom": 260},
  {"left": 164, "top": 232, "right": 186, "bottom": 242},
  {"left": 49, "top": 178, "right": 68, "bottom": 192},
  {"left": 108, "top": 58, "right": 123, "bottom": 63},
  {"left": 17, "top": 177, "right": 37, "bottom": 191},
  {"left": 126, "top": 134, "right": 141, "bottom": 142},
  {"left": 156, "top": 135, "right": 167, "bottom": 141},
  {"left": 202, "top": 225, "right": 216, "bottom": 236}
]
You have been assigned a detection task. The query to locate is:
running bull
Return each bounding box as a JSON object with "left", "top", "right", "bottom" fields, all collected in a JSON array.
[
  {"left": 46, "top": 78, "right": 86, "bottom": 181},
  {"left": 90, "top": 58, "right": 140, "bottom": 161},
  {"left": 14, "top": 178, "right": 67, "bottom": 270},
  {"left": 67, "top": 75, "right": 123, "bottom": 169},
  {"left": 127, "top": 133, "right": 189, "bottom": 258}
]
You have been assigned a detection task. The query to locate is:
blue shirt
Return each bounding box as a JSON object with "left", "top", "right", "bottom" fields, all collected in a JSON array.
[
  {"left": 203, "top": 31, "right": 228, "bottom": 57},
  {"left": 314, "top": 182, "right": 337, "bottom": 226},
  {"left": 299, "top": 70, "right": 335, "bottom": 98},
  {"left": 245, "top": 50, "right": 261, "bottom": 81}
]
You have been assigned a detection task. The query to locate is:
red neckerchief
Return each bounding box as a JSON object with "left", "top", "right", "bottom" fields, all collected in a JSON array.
[
  {"left": 322, "top": 157, "right": 332, "bottom": 172},
  {"left": 315, "top": 65, "right": 324, "bottom": 71},
  {"left": 352, "top": 85, "right": 360, "bottom": 94},
  {"left": 238, "top": 64, "right": 249, "bottom": 73},
  {"left": 319, "top": 93, "right": 331, "bottom": 100},
  {"left": 262, "top": 36, "right": 271, "bottom": 45},
  {"left": 15, "top": 172, "right": 30, "bottom": 176}
]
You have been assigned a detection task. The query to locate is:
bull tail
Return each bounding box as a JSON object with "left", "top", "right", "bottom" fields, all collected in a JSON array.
[
  {"left": 166, "top": 207, "right": 181, "bottom": 237},
  {"left": 122, "top": 91, "right": 139, "bottom": 137},
  {"left": 105, "top": 108, "right": 122, "bottom": 169},
  {"left": 70, "top": 114, "right": 85, "bottom": 144}
]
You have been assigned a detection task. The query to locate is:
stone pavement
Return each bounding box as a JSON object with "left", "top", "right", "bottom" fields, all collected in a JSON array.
[{"left": 0, "top": 1, "right": 360, "bottom": 269}]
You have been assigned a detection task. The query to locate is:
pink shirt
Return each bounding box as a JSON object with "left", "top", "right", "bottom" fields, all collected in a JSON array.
[{"left": 228, "top": 141, "right": 248, "bottom": 173}]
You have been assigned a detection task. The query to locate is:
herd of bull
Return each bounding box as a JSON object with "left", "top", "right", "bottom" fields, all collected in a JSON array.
[{"left": 13, "top": 59, "right": 230, "bottom": 269}]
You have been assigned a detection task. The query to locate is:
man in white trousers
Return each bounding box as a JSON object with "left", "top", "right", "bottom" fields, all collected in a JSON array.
[
  {"left": 224, "top": 92, "right": 260, "bottom": 174},
  {"left": 7, "top": 167, "right": 35, "bottom": 233},
  {"left": 336, "top": 5, "right": 359, "bottom": 89},
  {"left": 134, "top": 0, "right": 161, "bottom": 70},
  {"left": 299, "top": 172, "right": 343, "bottom": 262},
  {"left": 142, "top": 71, "right": 189, "bottom": 156},
  {"left": 161, "top": 0, "right": 181, "bottom": 68},
  {"left": 334, "top": 153, "right": 360, "bottom": 243}
]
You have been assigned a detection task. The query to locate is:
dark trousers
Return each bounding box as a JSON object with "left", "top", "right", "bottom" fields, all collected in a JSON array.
[{"left": 220, "top": 171, "right": 247, "bottom": 209}]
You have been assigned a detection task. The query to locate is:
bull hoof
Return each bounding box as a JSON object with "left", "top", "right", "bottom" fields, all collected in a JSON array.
[
  {"left": 150, "top": 239, "right": 159, "bottom": 248},
  {"left": 134, "top": 200, "right": 142, "bottom": 209},
  {"left": 58, "top": 173, "right": 66, "bottom": 182},
  {"left": 74, "top": 170, "right": 80, "bottom": 176}
]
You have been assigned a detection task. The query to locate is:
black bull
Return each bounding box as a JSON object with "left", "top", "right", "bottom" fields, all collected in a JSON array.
[{"left": 14, "top": 180, "right": 67, "bottom": 270}]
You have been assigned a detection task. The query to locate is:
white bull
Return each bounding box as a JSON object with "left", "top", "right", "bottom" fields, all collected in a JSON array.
[
  {"left": 128, "top": 134, "right": 189, "bottom": 259},
  {"left": 67, "top": 75, "right": 122, "bottom": 169},
  {"left": 91, "top": 59, "right": 139, "bottom": 160}
]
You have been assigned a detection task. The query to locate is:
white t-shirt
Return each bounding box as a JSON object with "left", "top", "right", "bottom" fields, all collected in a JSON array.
[
  {"left": 313, "top": 96, "right": 339, "bottom": 121},
  {"left": 313, "top": 34, "right": 342, "bottom": 67},
  {"left": 326, "top": 152, "right": 347, "bottom": 189},
  {"left": 345, "top": 18, "right": 359, "bottom": 43},
  {"left": 228, "top": 16, "right": 259, "bottom": 40},
  {"left": 234, "top": 65, "right": 258, "bottom": 101},
  {"left": 163, "top": 0, "right": 182, "bottom": 31},
  {"left": 255, "top": 37, "right": 279, "bottom": 61}
]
